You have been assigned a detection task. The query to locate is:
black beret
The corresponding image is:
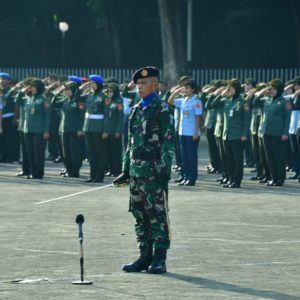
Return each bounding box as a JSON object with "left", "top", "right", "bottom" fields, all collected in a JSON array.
[{"left": 132, "top": 66, "right": 159, "bottom": 84}]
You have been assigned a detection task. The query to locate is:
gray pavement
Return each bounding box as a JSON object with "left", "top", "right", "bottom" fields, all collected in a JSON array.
[{"left": 0, "top": 139, "right": 299, "bottom": 300}]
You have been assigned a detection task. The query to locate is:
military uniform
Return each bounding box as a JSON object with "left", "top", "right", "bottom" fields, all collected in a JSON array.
[
  {"left": 204, "top": 93, "right": 221, "bottom": 173},
  {"left": 14, "top": 90, "right": 30, "bottom": 176},
  {"left": 0, "top": 88, "right": 19, "bottom": 162},
  {"left": 256, "top": 88, "right": 292, "bottom": 186},
  {"left": 81, "top": 75, "right": 107, "bottom": 182},
  {"left": 104, "top": 94, "right": 124, "bottom": 176},
  {"left": 211, "top": 92, "right": 251, "bottom": 188},
  {"left": 123, "top": 94, "right": 174, "bottom": 249},
  {"left": 115, "top": 66, "right": 174, "bottom": 274},
  {"left": 53, "top": 87, "right": 85, "bottom": 177},
  {"left": 23, "top": 84, "right": 50, "bottom": 179}
]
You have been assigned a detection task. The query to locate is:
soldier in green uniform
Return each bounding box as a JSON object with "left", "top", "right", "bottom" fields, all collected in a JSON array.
[
  {"left": 79, "top": 75, "right": 107, "bottom": 183},
  {"left": 254, "top": 79, "right": 292, "bottom": 186},
  {"left": 23, "top": 79, "right": 50, "bottom": 179},
  {"left": 0, "top": 73, "right": 19, "bottom": 163},
  {"left": 113, "top": 66, "right": 174, "bottom": 274},
  {"left": 104, "top": 83, "right": 124, "bottom": 176},
  {"left": 52, "top": 80, "right": 85, "bottom": 178},
  {"left": 210, "top": 79, "right": 251, "bottom": 188},
  {"left": 14, "top": 77, "right": 35, "bottom": 177}
]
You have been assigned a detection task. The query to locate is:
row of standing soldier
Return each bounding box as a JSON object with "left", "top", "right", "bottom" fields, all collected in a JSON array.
[{"left": 1, "top": 72, "right": 300, "bottom": 187}]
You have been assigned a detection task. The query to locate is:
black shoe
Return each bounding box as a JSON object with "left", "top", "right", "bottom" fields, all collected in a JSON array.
[
  {"left": 250, "top": 175, "right": 259, "bottom": 181},
  {"left": 266, "top": 180, "right": 275, "bottom": 186},
  {"left": 223, "top": 181, "right": 232, "bottom": 188},
  {"left": 174, "top": 176, "right": 184, "bottom": 183},
  {"left": 184, "top": 180, "right": 195, "bottom": 186},
  {"left": 207, "top": 168, "right": 217, "bottom": 174},
  {"left": 250, "top": 169, "right": 257, "bottom": 173},
  {"left": 53, "top": 156, "right": 63, "bottom": 163},
  {"left": 92, "top": 177, "right": 103, "bottom": 183},
  {"left": 216, "top": 176, "right": 224, "bottom": 182},
  {"left": 229, "top": 182, "right": 240, "bottom": 188},
  {"left": 16, "top": 172, "right": 27, "bottom": 177},
  {"left": 122, "top": 257, "right": 152, "bottom": 273},
  {"left": 148, "top": 249, "right": 167, "bottom": 274},
  {"left": 32, "top": 176, "right": 43, "bottom": 179},
  {"left": 259, "top": 177, "right": 268, "bottom": 183},
  {"left": 177, "top": 179, "right": 187, "bottom": 186},
  {"left": 274, "top": 180, "right": 284, "bottom": 186},
  {"left": 288, "top": 173, "right": 299, "bottom": 180},
  {"left": 84, "top": 178, "right": 94, "bottom": 183}
]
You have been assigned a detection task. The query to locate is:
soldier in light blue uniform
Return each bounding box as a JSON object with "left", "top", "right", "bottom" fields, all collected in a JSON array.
[{"left": 168, "top": 79, "right": 202, "bottom": 186}]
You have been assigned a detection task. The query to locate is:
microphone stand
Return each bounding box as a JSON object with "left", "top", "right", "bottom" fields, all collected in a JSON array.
[{"left": 72, "top": 214, "right": 93, "bottom": 285}]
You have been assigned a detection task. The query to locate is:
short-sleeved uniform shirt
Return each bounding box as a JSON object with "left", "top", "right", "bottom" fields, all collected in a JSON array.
[{"left": 174, "top": 95, "right": 203, "bottom": 136}]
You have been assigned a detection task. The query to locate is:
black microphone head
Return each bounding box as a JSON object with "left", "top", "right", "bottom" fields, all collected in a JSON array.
[{"left": 76, "top": 214, "right": 84, "bottom": 224}]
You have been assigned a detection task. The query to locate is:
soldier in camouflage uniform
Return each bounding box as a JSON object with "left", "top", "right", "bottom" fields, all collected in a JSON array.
[{"left": 113, "top": 66, "right": 174, "bottom": 274}]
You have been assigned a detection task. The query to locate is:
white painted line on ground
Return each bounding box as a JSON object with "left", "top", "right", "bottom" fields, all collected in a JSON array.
[
  {"left": 15, "top": 248, "right": 78, "bottom": 255},
  {"left": 34, "top": 183, "right": 113, "bottom": 205}
]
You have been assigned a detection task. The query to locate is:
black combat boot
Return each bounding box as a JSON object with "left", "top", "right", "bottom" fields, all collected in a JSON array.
[
  {"left": 122, "top": 244, "right": 153, "bottom": 272},
  {"left": 148, "top": 249, "right": 167, "bottom": 274}
]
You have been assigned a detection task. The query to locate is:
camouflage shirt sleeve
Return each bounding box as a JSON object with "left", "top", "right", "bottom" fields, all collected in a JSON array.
[{"left": 158, "top": 102, "right": 175, "bottom": 175}]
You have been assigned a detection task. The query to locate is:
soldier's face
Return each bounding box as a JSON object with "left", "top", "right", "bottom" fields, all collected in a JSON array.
[
  {"left": 184, "top": 85, "right": 194, "bottom": 97},
  {"left": 31, "top": 86, "right": 37, "bottom": 95},
  {"left": 245, "top": 84, "right": 253, "bottom": 92},
  {"left": 64, "top": 89, "right": 73, "bottom": 98},
  {"left": 295, "top": 84, "right": 300, "bottom": 91},
  {"left": 269, "top": 87, "right": 277, "bottom": 97},
  {"left": 136, "top": 78, "right": 157, "bottom": 98}
]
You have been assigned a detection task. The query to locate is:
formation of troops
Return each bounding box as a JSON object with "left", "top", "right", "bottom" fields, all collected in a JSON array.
[
  {"left": 0, "top": 71, "right": 300, "bottom": 187},
  {"left": 1, "top": 66, "right": 300, "bottom": 275}
]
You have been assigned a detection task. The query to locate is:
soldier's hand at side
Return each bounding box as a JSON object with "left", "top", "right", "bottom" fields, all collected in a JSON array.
[
  {"left": 43, "top": 132, "right": 50, "bottom": 140},
  {"left": 241, "top": 136, "right": 247, "bottom": 142},
  {"left": 281, "top": 135, "right": 288, "bottom": 141},
  {"left": 113, "top": 172, "right": 130, "bottom": 187},
  {"left": 0, "top": 127, "right": 2, "bottom": 135},
  {"left": 102, "top": 132, "right": 108, "bottom": 139}
]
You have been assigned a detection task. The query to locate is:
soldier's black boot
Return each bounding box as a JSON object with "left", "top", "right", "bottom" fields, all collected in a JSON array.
[
  {"left": 148, "top": 249, "right": 167, "bottom": 274},
  {"left": 122, "top": 244, "right": 153, "bottom": 272}
]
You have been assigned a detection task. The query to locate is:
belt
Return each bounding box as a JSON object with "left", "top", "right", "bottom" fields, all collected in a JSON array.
[
  {"left": 132, "top": 150, "right": 160, "bottom": 160},
  {"left": 86, "top": 113, "right": 104, "bottom": 120}
]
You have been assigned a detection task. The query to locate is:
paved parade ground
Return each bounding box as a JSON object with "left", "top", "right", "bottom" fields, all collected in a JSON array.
[{"left": 0, "top": 140, "right": 299, "bottom": 300}]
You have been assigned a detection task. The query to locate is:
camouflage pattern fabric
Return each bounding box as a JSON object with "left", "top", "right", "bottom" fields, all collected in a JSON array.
[
  {"left": 122, "top": 95, "right": 174, "bottom": 250},
  {"left": 129, "top": 176, "right": 170, "bottom": 250}
]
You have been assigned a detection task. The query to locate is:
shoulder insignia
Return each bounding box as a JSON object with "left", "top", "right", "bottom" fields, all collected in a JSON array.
[
  {"left": 196, "top": 102, "right": 201, "bottom": 109},
  {"left": 117, "top": 104, "right": 123, "bottom": 110}
]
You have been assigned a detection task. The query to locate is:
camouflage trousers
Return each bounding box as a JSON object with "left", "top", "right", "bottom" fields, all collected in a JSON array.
[{"left": 129, "top": 176, "right": 170, "bottom": 250}]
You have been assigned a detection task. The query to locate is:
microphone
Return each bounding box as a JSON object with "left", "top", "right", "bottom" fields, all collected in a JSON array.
[{"left": 76, "top": 214, "right": 84, "bottom": 244}]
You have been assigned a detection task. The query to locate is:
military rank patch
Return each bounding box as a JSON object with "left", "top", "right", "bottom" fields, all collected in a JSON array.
[
  {"left": 44, "top": 102, "right": 49, "bottom": 108},
  {"left": 243, "top": 104, "right": 250, "bottom": 111},
  {"left": 286, "top": 101, "right": 292, "bottom": 110},
  {"left": 196, "top": 102, "right": 201, "bottom": 108},
  {"left": 78, "top": 103, "right": 85, "bottom": 110},
  {"left": 105, "top": 99, "right": 111, "bottom": 105},
  {"left": 117, "top": 104, "right": 123, "bottom": 110}
]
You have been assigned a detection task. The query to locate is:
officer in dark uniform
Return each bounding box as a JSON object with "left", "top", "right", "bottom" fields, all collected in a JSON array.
[
  {"left": 52, "top": 80, "right": 85, "bottom": 177},
  {"left": 113, "top": 66, "right": 174, "bottom": 274},
  {"left": 255, "top": 79, "right": 292, "bottom": 186},
  {"left": 0, "top": 73, "right": 19, "bottom": 163},
  {"left": 23, "top": 79, "right": 50, "bottom": 179},
  {"left": 79, "top": 75, "right": 107, "bottom": 183},
  {"left": 210, "top": 79, "right": 251, "bottom": 188},
  {"left": 104, "top": 83, "right": 124, "bottom": 176},
  {"left": 14, "top": 77, "right": 34, "bottom": 177}
]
